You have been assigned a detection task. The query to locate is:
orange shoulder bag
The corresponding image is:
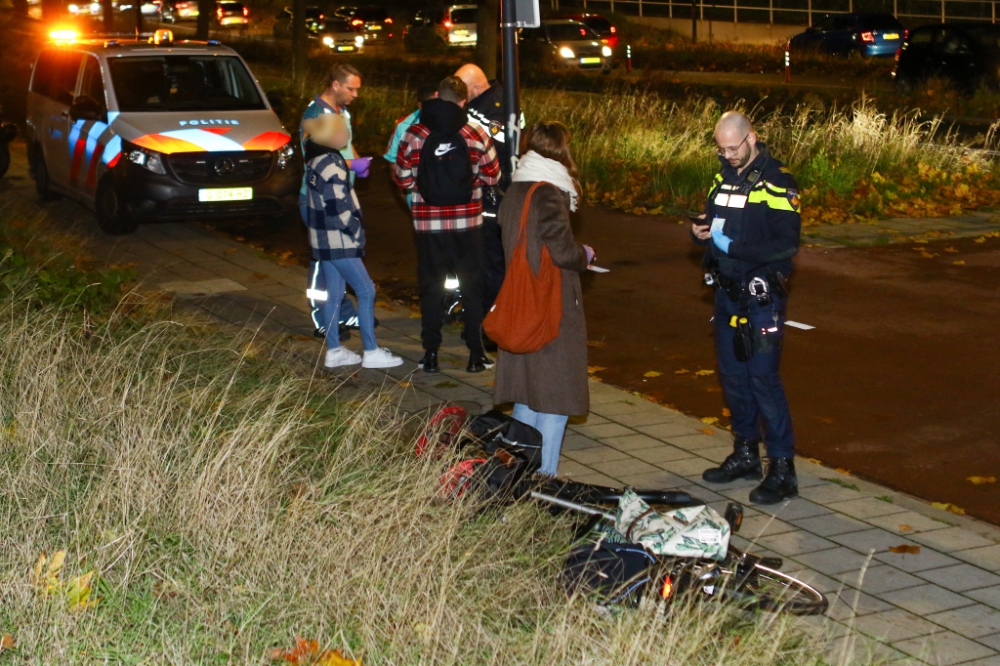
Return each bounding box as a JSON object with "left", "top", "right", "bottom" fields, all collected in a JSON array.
[{"left": 483, "top": 183, "right": 563, "bottom": 354}]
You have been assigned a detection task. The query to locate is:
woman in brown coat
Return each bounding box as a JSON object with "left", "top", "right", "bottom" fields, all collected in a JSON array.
[{"left": 492, "top": 121, "right": 595, "bottom": 477}]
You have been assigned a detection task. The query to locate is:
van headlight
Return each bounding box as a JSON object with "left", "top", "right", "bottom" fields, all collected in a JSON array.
[
  {"left": 127, "top": 146, "right": 166, "bottom": 175},
  {"left": 601, "top": 45, "right": 612, "bottom": 57},
  {"left": 322, "top": 35, "right": 334, "bottom": 46},
  {"left": 277, "top": 141, "right": 295, "bottom": 169},
  {"left": 559, "top": 47, "right": 575, "bottom": 58},
  {"left": 355, "top": 35, "right": 364, "bottom": 45}
]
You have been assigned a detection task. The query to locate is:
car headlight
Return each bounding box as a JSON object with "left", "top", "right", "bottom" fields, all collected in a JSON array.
[
  {"left": 559, "top": 46, "right": 574, "bottom": 58},
  {"left": 355, "top": 35, "right": 364, "bottom": 45},
  {"left": 68, "top": 3, "right": 80, "bottom": 12},
  {"left": 601, "top": 45, "right": 612, "bottom": 57},
  {"left": 277, "top": 140, "right": 295, "bottom": 169},
  {"left": 322, "top": 35, "right": 334, "bottom": 45},
  {"left": 127, "top": 146, "right": 166, "bottom": 175}
]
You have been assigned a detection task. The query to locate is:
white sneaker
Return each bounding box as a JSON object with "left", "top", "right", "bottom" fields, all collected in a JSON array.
[
  {"left": 324, "top": 346, "right": 362, "bottom": 368},
  {"left": 362, "top": 347, "right": 404, "bottom": 369}
]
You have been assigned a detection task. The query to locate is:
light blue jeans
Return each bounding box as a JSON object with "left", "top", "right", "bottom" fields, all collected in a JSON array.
[
  {"left": 513, "top": 403, "right": 569, "bottom": 477},
  {"left": 321, "top": 257, "right": 377, "bottom": 352}
]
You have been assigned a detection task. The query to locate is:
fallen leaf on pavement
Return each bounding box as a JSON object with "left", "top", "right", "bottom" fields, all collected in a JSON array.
[
  {"left": 694, "top": 369, "right": 715, "bottom": 376},
  {"left": 974, "top": 236, "right": 987, "bottom": 243},
  {"left": 967, "top": 476, "right": 996, "bottom": 485},
  {"left": 224, "top": 247, "right": 238, "bottom": 255},
  {"left": 888, "top": 544, "right": 921, "bottom": 555},
  {"left": 722, "top": 408, "right": 731, "bottom": 417},
  {"left": 836, "top": 468, "right": 851, "bottom": 475},
  {"left": 919, "top": 250, "right": 939, "bottom": 259},
  {"left": 674, "top": 369, "right": 690, "bottom": 375},
  {"left": 397, "top": 381, "right": 412, "bottom": 388},
  {"left": 803, "top": 457, "right": 823, "bottom": 465},
  {"left": 587, "top": 366, "right": 606, "bottom": 374},
  {"left": 932, "top": 502, "right": 966, "bottom": 515},
  {"left": 587, "top": 340, "right": 606, "bottom": 347},
  {"left": 699, "top": 427, "right": 714, "bottom": 435},
  {"left": 643, "top": 371, "right": 662, "bottom": 378},
  {"left": 700, "top": 417, "right": 719, "bottom": 425},
  {"left": 0, "top": 634, "right": 13, "bottom": 652},
  {"left": 898, "top": 524, "right": 913, "bottom": 532},
  {"left": 953, "top": 260, "right": 966, "bottom": 266},
  {"left": 408, "top": 312, "right": 421, "bottom": 319},
  {"left": 944, "top": 246, "right": 959, "bottom": 253}
]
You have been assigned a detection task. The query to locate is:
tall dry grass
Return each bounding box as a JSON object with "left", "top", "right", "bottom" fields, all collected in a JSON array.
[{"left": 0, "top": 284, "right": 852, "bottom": 663}]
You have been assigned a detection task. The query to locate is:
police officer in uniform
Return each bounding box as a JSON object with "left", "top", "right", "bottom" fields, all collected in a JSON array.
[
  {"left": 692, "top": 111, "right": 801, "bottom": 505},
  {"left": 455, "top": 64, "right": 522, "bottom": 351}
]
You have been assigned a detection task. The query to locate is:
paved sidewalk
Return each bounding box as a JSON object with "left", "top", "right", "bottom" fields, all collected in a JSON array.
[{"left": 6, "top": 152, "right": 1000, "bottom": 665}]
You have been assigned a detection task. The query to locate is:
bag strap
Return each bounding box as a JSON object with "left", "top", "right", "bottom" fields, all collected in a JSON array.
[{"left": 514, "top": 182, "right": 545, "bottom": 250}]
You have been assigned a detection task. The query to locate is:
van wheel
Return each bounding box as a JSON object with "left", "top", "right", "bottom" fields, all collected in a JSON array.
[
  {"left": 31, "top": 144, "right": 56, "bottom": 201},
  {"left": 0, "top": 142, "right": 10, "bottom": 179},
  {"left": 96, "top": 177, "right": 139, "bottom": 235}
]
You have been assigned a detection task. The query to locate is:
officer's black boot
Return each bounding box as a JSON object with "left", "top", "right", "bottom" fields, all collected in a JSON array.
[
  {"left": 749, "top": 457, "right": 799, "bottom": 505},
  {"left": 702, "top": 437, "right": 763, "bottom": 484}
]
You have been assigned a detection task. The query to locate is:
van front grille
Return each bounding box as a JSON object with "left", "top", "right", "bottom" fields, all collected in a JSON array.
[{"left": 168, "top": 151, "right": 273, "bottom": 185}]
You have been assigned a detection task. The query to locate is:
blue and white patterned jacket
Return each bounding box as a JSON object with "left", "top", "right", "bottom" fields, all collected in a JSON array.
[{"left": 299, "top": 141, "right": 365, "bottom": 261}]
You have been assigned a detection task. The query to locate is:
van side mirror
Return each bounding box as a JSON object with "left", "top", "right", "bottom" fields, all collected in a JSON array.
[
  {"left": 70, "top": 96, "right": 103, "bottom": 122},
  {"left": 266, "top": 91, "right": 285, "bottom": 114}
]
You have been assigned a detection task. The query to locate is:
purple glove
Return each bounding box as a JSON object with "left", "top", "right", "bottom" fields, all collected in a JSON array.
[
  {"left": 583, "top": 244, "right": 596, "bottom": 264},
  {"left": 350, "top": 156, "right": 372, "bottom": 179}
]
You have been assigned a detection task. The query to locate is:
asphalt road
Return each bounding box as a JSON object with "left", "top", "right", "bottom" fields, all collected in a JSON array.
[{"left": 204, "top": 159, "right": 1000, "bottom": 526}]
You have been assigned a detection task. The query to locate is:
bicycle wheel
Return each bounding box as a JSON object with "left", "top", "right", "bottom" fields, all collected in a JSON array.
[{"left": 724, "top": 562, "right": 829, "bottom": 616}]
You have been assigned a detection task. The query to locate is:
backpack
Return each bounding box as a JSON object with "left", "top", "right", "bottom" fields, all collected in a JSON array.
[
  {"left": 417, "top": 127, "right": 474, "bottom": 206},
  {"left": 465, "top": 409, "right": 543, "bottom": 469},
  {"left": 562, "top": 521, "right": 659, "bottom": 605}
]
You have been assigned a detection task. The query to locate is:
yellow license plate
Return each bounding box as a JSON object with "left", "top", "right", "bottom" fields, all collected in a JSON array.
[
  {"left": 198, "top": 187, "right": 252, "bottom": 202},
  {"left": 370, "top": 24, "right": 381, "bottom": 29},
  {"left": 883, "top": 32, "right": 899, "bottom": 39},
  {"left": 580, "top": 57, "right": 601, "bottom": 64},
  {"left": 453, "top": 29, "right": 468, "bottom": 35},
  {"left": 337, "top": 45, "right": 355, "bottom": 51}
]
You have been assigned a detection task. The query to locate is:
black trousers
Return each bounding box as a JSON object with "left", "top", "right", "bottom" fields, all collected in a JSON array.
[
  {"left": 482, "top": 214, "right": 506, "bottom": 311},
  {"left": 416, "top": 227, "right": 485, "bottom": 354}
]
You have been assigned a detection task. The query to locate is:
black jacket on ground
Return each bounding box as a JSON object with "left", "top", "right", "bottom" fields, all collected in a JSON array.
[{"left": 694, "top": 142, "right": 801, "bottom": 280}]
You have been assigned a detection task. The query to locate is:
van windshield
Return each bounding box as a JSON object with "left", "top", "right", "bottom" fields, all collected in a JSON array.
[{"left": 108, "top": 55, "right": 265, "bottom": 112}]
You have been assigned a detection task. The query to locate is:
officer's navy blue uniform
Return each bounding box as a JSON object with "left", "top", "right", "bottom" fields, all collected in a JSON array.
[
  {"left": 467, "top": 80, "right": 511, "bottom": 315},
  {"left": 694, "top": 143, "right": 801, "bottom": 462}
]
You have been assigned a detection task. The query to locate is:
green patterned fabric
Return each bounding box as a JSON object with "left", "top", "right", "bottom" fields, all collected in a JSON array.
[{"left": 614, "top": 489, "right": 731, "bottom": 561}]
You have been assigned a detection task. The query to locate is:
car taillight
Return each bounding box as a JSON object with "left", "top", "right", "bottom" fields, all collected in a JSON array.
[
  {"left": 610, "top": 25, "right": 616, "bottom": 33},
  {"left": 384, "top": 16, "right": 392, "bottom": 23},
  {"left": 580, "top": 27, "right": 586, "bottom": 36},
  {"left": 351, "top": 18, "right": 362, "bottom": 25},
  {"left": 904, "top": 28, "right": 909, "bottom": 39},
  {"left": 242, "top": 6, "right": 247, "bottom": 15},
  {"left": 443, "top": 20, "right": 451, "bottom": 28},
  {"left": 176, "top": 2, "right": 186, "bottom": 8},
  {"left": 319, "top": 13, "right": 323, "bottom": 18},
  {"left": 216, "top": 7, "right": 222, "bottom": 18},
  {"left": 861, "top": 31, "right": 875, "bottom": 42}
]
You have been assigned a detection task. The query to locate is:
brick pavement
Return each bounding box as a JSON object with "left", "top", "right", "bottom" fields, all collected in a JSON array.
[{"left": 6, "top": 151, "right": 1000, "bottom": 665}]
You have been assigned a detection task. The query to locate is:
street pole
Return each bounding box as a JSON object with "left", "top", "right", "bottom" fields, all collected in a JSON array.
[{"left": 500, "top": 0, "right": 520, "bottom": 179}]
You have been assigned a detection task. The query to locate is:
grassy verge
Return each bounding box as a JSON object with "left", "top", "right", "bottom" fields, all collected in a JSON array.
[{"left": 0, "top": 209, "right": 852, "bottom": 664}]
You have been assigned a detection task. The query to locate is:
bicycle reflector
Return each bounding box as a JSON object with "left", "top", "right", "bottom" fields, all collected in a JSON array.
[{"left": 660, "top": 574, "right": 674, "bottom": 600}]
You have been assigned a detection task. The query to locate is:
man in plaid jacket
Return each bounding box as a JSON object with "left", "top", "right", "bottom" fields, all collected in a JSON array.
[{"left": 393, "top": 76, "right": 501, "bottom": 374}]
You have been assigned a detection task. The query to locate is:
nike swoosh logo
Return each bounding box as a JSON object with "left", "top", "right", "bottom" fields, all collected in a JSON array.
[{"left": 434, "top": 143, "right": 456, "bottom": 157}]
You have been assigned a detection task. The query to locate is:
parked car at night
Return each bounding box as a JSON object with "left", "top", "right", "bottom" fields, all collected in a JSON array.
[
  {"left": 215, "top": 1, "right": 249, "bottom": 27},
  {"left": 318, "top": 18, "right": 366, "bottom": 52},
  {"left": 553, "top": 11, "right": 618, "bottom": 49},
  {"left": 894, "top": 23, "right": 1000, "bottom": 92},
  {"left": 519, "top": 20, "right": 613, "bottom": 73},
  {"left": 343, "top": 5, "right": 395, "bottom": 42},
  {"left": 403, "top": 4, "right": 477, "bottom": 50},
  {"left": 273, "top": 5, "right": 326, "bottom": 37},
  {"left": 26, "top": 31, "right": 300, "bottom": 235},
  {"left": 160, "top": 0, "right": 198, "bottom": 22},
  {"left": 788, "top": 13, "right": 905, "bottom": 58}
]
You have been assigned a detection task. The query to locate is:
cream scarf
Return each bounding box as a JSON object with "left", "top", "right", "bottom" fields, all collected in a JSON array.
[{"left": 511, "top": 150, "right": 580, "bottom": 212}]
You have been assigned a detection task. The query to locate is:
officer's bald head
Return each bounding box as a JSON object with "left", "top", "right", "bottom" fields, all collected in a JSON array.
[
  {"left": 454, "top": 63, "right": 490, "bottom": 101},
  {"left": 714, "top": 111, "right": 758, "bottom": 172}
]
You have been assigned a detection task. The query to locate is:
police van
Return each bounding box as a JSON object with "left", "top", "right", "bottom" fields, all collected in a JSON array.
[{"left": 26, "top": 30, "right": 301, "bottom": 234}]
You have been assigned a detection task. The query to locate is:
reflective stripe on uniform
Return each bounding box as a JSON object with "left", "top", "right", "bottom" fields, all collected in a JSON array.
[
  {"left": 748, "top": 186, "right": 796, "bottom": 211},
  {"left": 306, "top": 288, "right": 328, "bottom": 301}
]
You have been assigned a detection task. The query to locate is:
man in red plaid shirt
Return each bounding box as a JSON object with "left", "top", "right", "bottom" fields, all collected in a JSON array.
[{"left": 394, "top": 76, "right": 501, "bottom": 374}]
